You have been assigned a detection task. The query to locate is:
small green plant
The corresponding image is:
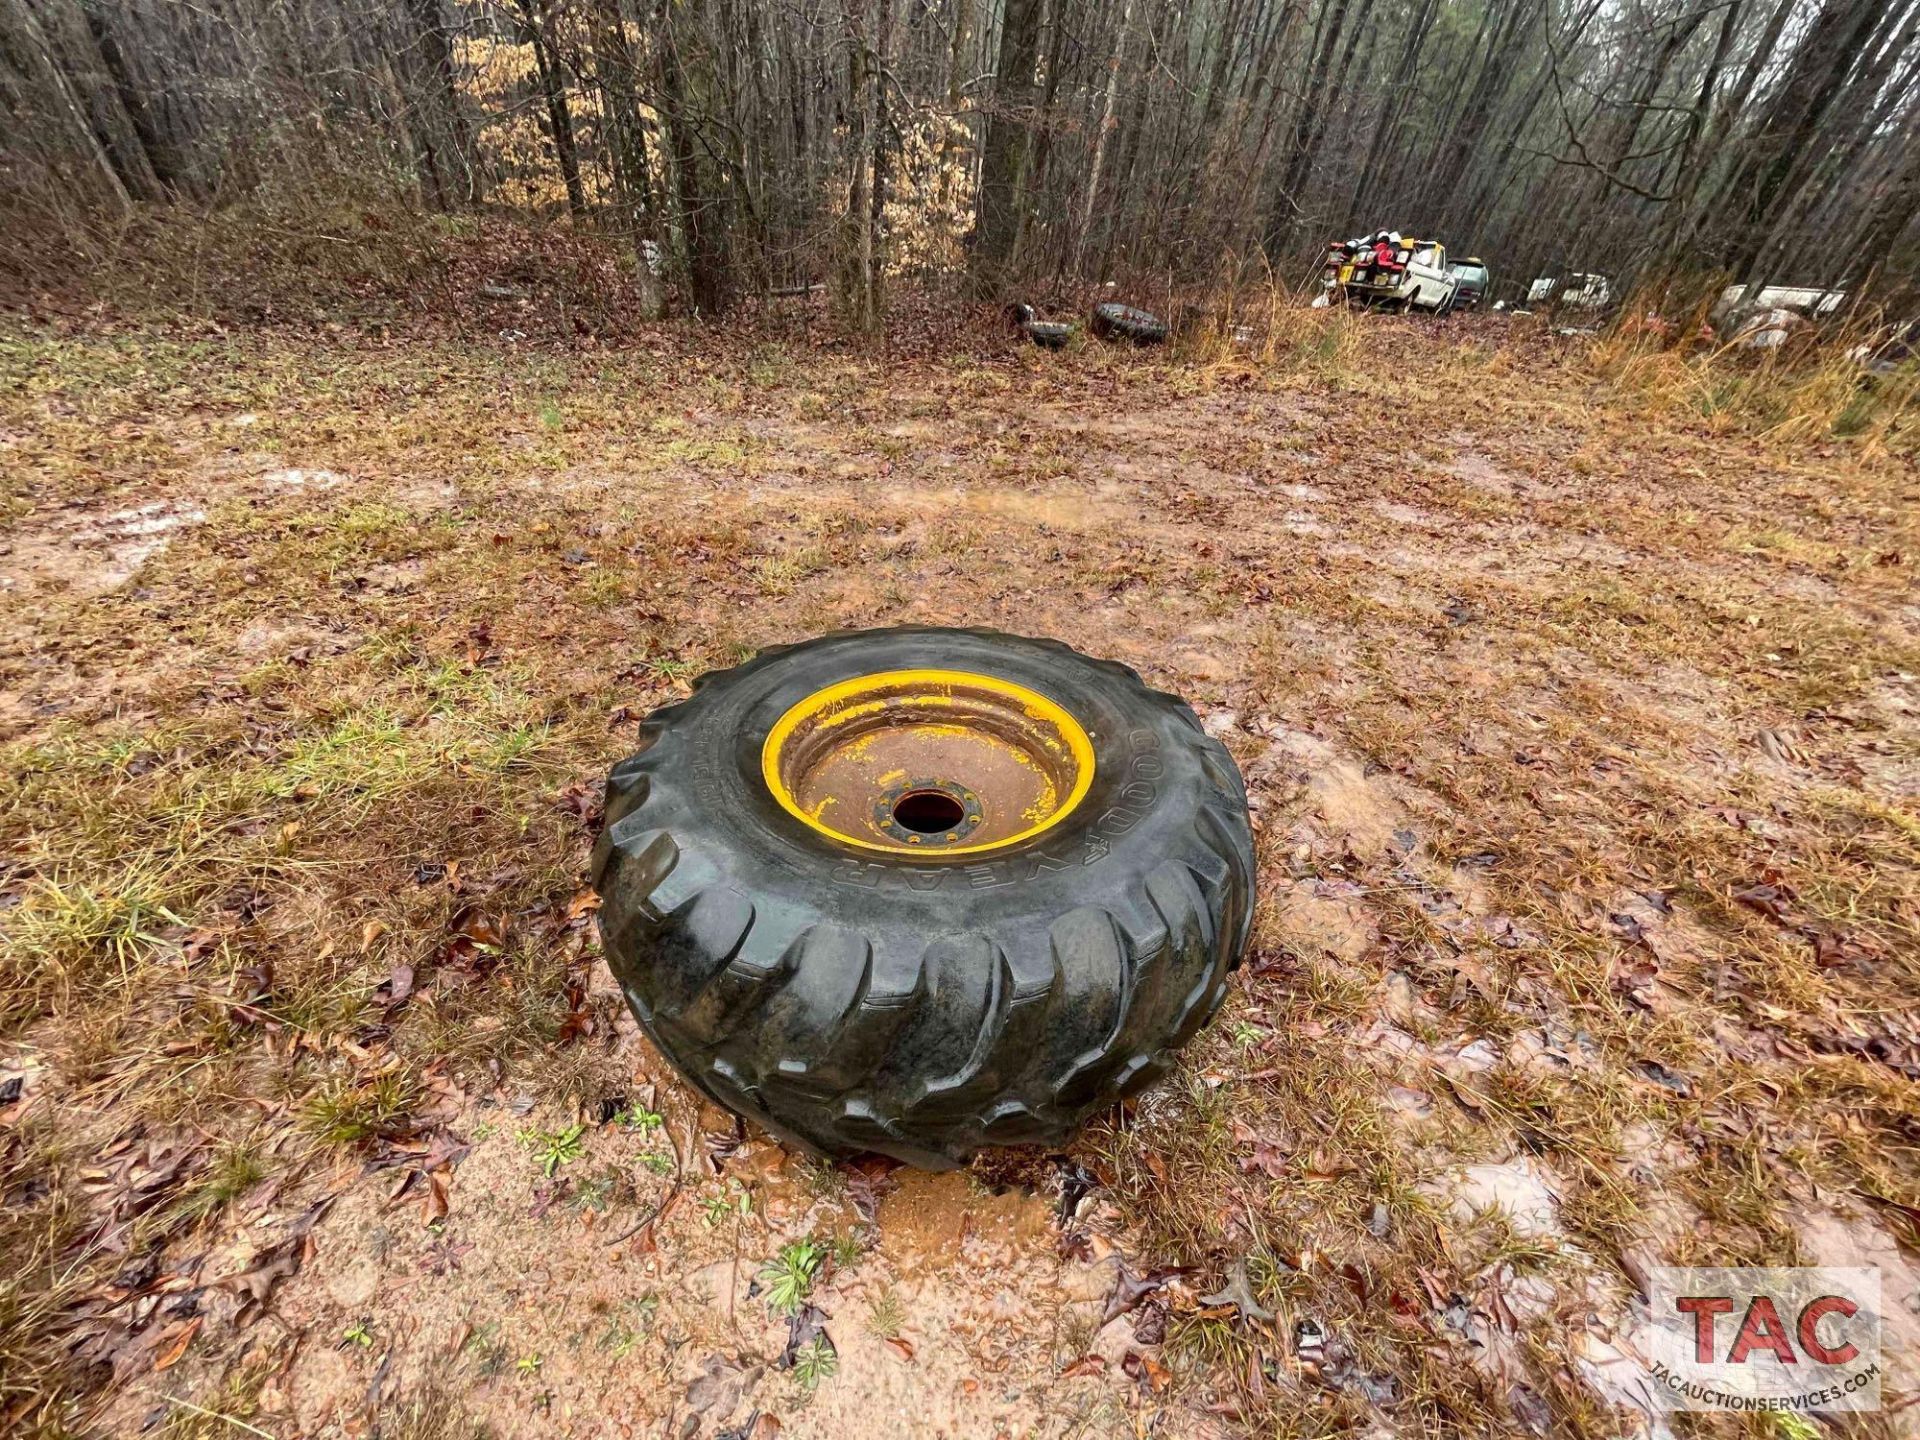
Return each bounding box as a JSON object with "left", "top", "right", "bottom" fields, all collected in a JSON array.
[
  {"left": 642, "top": 655, "right": 696, "bottom": 682},
  {"left": 790, "top": 1335, "right": 838, "bottom": 1391},
  {"left": 832, "top": 1230, "right": 865, "bottom": 1269},
  {"left": 638, "top": 1152, "right": 675, "bottom": 1177},
  {"left": 758, "top": 1238, "right": 825, "bottom": 1316},
  {"left": 598, "top": 1294, "right": 659, "bottom": 1359},
  {"left": 516, "top": 1352, "right": 543, "bottom": 1377},
  {"left": 463, "top": 1321, "right": 509, "bottom": 1378},
  {"left": 572, "top": 1169, "right": 621, "bottom": 1212},
  {"left": 614, "top": 1105, "right": 664, "bottom": 1133},
  {"left": 1165, "top": 1310, "right": 1253, "bottom": 1374},
  {"left": 747, "top": 346, "right": 791, "bottom": 387},
  {"left": 342, "top": 1318, "right": 375, "bottom": 1349},
  {"left": 578, "top": 570, "right": 627, "bottom": 607},
  {"left": 487, "top": 722, "right": 554, "bottom": 772},
  {"left": 701, "top": 1182, "right": 751, "bottom": 1226},
  {"left": 8, "top": 866, "right": 184, "bottom": 999},
  {"left": 303, "top": 1070, "right": 421, "bottom": 1146},
  {"left": 174, "top": 1141, "right": 267, "bottom": 1223},
  {"left": 866, "top": 1288, "right": 904, "bottom": 1340},
  {"left": 795, "top": 1155, "right": 848, "bottom": 1200},
  {"left": 520, "top": 1122, "right": 587, "bottom": 1177}
]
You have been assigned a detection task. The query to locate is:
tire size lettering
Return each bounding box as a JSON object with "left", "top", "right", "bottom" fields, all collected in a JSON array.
[{"left": 693, "top": 760, "right": 723, "bottom": 806}]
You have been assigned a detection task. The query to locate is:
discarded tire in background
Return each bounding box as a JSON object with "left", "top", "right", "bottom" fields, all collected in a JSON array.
[
  {"left": 1091, "top": 302, "right": 1169, "bottom": 344},
  {"left": 1007, "top": 302, "right": 1074, "bottom": 349},
  {"left": 592, "top": 627, "right": 1255, "bottom": 1168}
]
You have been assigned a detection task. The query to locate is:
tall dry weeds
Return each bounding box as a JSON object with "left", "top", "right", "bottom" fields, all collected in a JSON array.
[
  {"left": 1181, "top": 275, "right": 1917, "bottom": 454},
  {"left": 1586, "top": 285, "right": 1919, "bottom": 451}
]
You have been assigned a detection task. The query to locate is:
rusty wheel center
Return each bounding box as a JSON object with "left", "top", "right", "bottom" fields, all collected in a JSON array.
[{"left": 761, "top": 669, "right": 1095, "bottom": 855}]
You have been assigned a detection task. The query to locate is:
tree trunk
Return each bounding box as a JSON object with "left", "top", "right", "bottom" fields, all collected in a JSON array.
[
  {"left": 590, "top": 0, "right": 664, "bottom": 317},
  {"left": 973, "top": 0, "right": 1044, "bottom": 290},
  {"left": 0, "top": 0, "right": 135, "bottom": 211},
  {"left": 518, "top": 0, "right": 587, "bottom": 219},
  {"left": 1097, "top": 0, "right": 1177, "bottom": 279},
  {"left": 1843, "top": 119, "right": 1920, "bottom": 307},
  {"left": 939, "top": 0, "right": 977, "bottom": 191},
  {"left": 835, "top": 0, "right": 875, "bottom": 328},
  {"left": 656, "top": 0, "right": 732, "bottom": 312},
  {"left": 1010, "top": 0, "right": 1068, "bottom": 271},
  {"left": 1344, "top": 0, "right": 1437, "bottom": 229},
  {"left": 1429, "top": 0, "right": 1538, "bottom": 234},
  {"left": 867, "top": 0, "right": 895, "bottom": 320},
  {"left": 81, "top": 3, "right": 179, "bottom": 197},
  {"left": 405, "top": 0, "right": 479, "bottom": 205},
  {"left": 1073, "top": 0, "right": 1135, "bottom": 274}
]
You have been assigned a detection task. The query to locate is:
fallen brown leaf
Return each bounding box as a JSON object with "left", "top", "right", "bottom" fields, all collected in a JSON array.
[
  {"left": 1102, "top": 1265, "right": 1181, "bottom": 1325},
  {"left": 152, "top": 1316, "right": 202, "bottom": 1371},
  {"left": 180, "top": 928, "right": 223, "bottom": 962},
  {"left": 375, "top": 963, "right": 413, "bottom": 1013},
  {"left": 222, "top": 1196, "right": 333, "bottom": 1325},
  {"left": 1122, "top": 1349, "right": 1171, "bottom": 1391},
  {"left": 843, "top": 1154, "right": 901, "bottom": 1222},
  {"left": 1238, "top": 1135, "right": 1290, "bottom": 1179},
  {"left": 448, "top": 905, "right": 506, "bottom": 949}
]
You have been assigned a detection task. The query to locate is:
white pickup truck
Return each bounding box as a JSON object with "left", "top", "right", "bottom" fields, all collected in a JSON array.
[{"left": 1323, "top": 234, "right": 1459, "bottom": 312}]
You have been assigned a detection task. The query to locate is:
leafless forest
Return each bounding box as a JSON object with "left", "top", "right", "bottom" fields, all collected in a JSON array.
[{"left": 3, "top": 0, "right": 1918, "bottom": 319}]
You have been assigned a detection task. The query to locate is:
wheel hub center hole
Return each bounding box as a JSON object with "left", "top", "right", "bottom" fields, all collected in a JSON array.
[{"left": 891, "top": 789, "right": 967, "bottom": 835}]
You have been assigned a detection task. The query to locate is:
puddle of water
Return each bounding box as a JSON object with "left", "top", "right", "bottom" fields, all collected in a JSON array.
[
  {"left": 2, "top": 499, "right": 207, "bottom": 595},
  {"left": 264, "top": 467, "right": 348, "bottom": 489},
  {"left": 1371, "top": 498, "right": 1434, "bottom": 527},
  {"left": 1441, "top": 451, "right": 1515, "bottom": 492}
]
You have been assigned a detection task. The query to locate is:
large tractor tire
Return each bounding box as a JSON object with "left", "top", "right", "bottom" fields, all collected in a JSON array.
[{"left": 591, "top": 627, "right": 1255, "bottom": 1169}]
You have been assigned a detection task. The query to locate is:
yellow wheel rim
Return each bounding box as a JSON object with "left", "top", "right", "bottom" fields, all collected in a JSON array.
[{"left": 761, "top": 669, "right": 1096, "bottom": 856}]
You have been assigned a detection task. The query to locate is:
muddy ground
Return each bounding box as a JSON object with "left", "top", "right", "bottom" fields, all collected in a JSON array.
[{"left": 2, "top": 303, "right": 1917, "bottom": 1439}]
